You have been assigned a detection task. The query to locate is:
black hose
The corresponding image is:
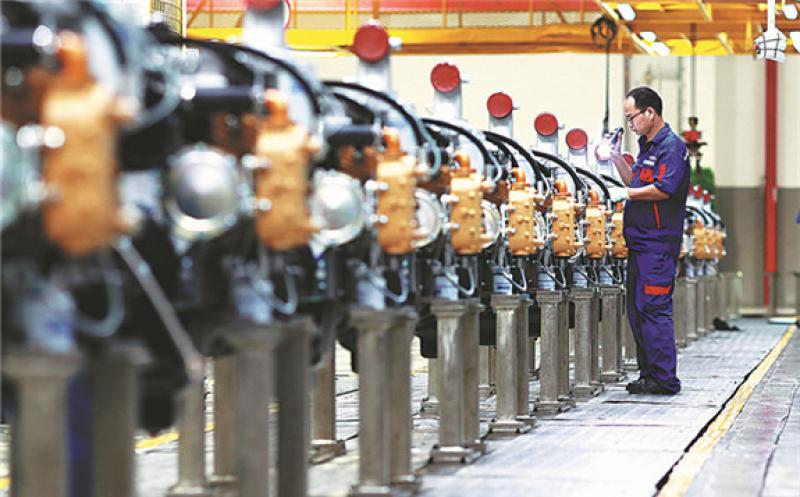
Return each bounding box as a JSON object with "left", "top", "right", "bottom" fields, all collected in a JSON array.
[
  {"left": 323, "top": 81, "right": 425, "bottom": 145},
  {"left": 482, "top": 130, "right": 548, "bottom": 186},
  {"left": 529, "top": 149, "right": 587, "bottom": 194},
  {"left": 422, "top": 118, "right": 502, "bottom": 184},
  {"left": 182, "top": 37, "right": 323, "bottom": 115},
  {"left": 574, "top": 167, "right": 611, "bottom": 200},
  {"left": 327, "top": 90, "right": 378, "bottom": 122},
  {"left": 482, "top": 135, "right": 519, "bottom": 170},
  {"left": 600, "top": 174, "right": 625, "bottom": 188}
]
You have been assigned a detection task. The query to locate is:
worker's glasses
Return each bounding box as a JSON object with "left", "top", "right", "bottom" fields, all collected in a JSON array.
[{"left": 624, "top": 109, "right": 646, "bottom": 124}]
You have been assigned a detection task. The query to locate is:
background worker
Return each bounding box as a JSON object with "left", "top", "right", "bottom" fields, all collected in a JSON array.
[{"left": 607, "top": 86, "right": 690, "bottom": 395}]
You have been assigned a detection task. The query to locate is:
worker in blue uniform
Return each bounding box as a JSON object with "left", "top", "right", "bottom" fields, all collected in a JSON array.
[{"left": 607, "top": 87, "right": 690, "bottom": 395}]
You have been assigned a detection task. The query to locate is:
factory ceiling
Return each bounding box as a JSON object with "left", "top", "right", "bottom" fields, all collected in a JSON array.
[{"left": 184, "top": 1, "right": 800, "bottom": 56}]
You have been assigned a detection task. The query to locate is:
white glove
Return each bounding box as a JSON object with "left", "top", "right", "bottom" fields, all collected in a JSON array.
[{"left": 608, "top": 187, "right": 629, "bottom": 203}]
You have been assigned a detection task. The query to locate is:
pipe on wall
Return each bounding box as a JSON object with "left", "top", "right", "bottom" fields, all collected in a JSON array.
[{"left": 764, "top": 59, "right": 778, "bottom": 309}]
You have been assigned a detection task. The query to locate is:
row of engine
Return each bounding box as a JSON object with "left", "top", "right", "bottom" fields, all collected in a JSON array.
[{"left": 0, "top": 2, "right": 735, "bottom": 497}]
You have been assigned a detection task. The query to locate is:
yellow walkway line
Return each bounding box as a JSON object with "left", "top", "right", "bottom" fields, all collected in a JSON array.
[
  {"left": 135, "top": 421, "right": 215, "bottom": 452},
  {"left": 657, "top": 324, "right": 797, "bottom": 497}
]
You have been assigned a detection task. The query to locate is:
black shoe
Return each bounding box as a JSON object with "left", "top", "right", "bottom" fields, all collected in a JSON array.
[
  {"left": 630, "top": 378, "right": 678, "bottom": 396},
  {"left": 625, "top": 377, "right": 649, "bottom": 394}
]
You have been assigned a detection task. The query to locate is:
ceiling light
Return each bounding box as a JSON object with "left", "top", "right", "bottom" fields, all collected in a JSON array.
[
  {"left": 652, "top": 42, "right": 670, "bottom": 56},
  {"left": 639, "top": 31, "right": 657, "bottom": 43},
  {"left": 791, "top": 31, "right": 800, "bottom": 53},
  {"left": 616, "top": 3, "right": 637, "bottom": 21}
]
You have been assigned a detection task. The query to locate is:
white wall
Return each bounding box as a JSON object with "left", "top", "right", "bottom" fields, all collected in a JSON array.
[
  {"left": 299, "top": 52, "right": 626, "bottom": 150},
  {"left": 778, "top": 56, "right": 800, "bottom": 189}
]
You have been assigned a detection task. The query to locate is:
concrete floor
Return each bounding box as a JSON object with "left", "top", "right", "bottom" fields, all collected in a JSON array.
[{"left": 0, "top": 318, "right": 796, "bottom": 497}]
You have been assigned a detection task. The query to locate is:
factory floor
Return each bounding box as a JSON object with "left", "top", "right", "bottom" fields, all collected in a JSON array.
[{"left": 1, "top": 319, "right": 797, "bottom": 497}]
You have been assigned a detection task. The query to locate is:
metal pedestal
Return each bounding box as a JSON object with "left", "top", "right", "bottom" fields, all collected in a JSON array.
[
  {"left": 489, "top": 295, "right": 528, "bottom": 435},
  {"left": 529, "top": 337, "right": 538, "bottom": 380},
  {"left": 571, "top": 288, "right": 602, "bottom": 400},
  {"left": 704, "top": 275, "right": 715, "bottom": 332},
  {"left": 168, "top": 360, "right": 212, "bottom": 497},
  {"left": 4, "top": 349, "right": 81, "bottom": 497},
  {"left": 515, "top": 297, "right": 535, "bottom": 427},
  {"left": 599, "top": 286, "right": 626, "bottom": 383},
  {"left": 557, "top": 295, "right": 575, "bottom": 405},
  {"left": 478, "top": 346, "right": 494, "bottom": 400},
  {"left": 310, "top": 350, "right": 346, "bottom": 464},
  {"left": 674, "top": 278, "right": 688, "bottom": 348},
  {"left": 226, "top": 331, "right": 275, "bottom": 497},
  {"left": 210, "top": 355, "right": 238, "bottom": 495},
  {"left": 91, "top": 344, "right": 150, "bottom": 497},
  {"left": 461, "top": 299, "right": 487, "bottom": 453},
  {"left": 686, "top": 278, "right": 699, "bottom": 342},
  {"left": 274, "top": 319, "right": 313, "bottom": 497},
  {"left": 534, "top": 290, "right": 570, "bottom": 417},
  {"left": 717, "top": 273, "right": 728, "bottom": 326},
  {"left": 419, "top": 358, "right": 439, "bottom": 418},
  {"left": 428, "top": 299, "right": 479, "bottom": 465},
  {"left": 696, "top": 276, "right": 707, "bottom": 337},
  {"left": 621, "top": 290, "right": 638, "bottom": 371},
  {"left": 349, "top": 308, "right": 396, "bottom": 497},
  {"left": 387, "top": 309, "right": 421, "bottom": 490},
  {"left": 588, "top": 292, "right": 604, "bottom": 392}
]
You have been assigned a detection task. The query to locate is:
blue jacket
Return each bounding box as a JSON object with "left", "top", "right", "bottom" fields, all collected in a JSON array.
[{"left": 623, "top": 123, "right": 690, "bottom": 256}]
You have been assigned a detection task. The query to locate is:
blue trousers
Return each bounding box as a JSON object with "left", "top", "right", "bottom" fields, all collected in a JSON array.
[{"left": 626, "top": 250, "right": 681, "bottom": 393}]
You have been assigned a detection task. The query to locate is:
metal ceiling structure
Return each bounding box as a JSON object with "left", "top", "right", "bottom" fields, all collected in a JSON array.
[{"left": 184, "top": 1, "right": 800, "bottom": 56}]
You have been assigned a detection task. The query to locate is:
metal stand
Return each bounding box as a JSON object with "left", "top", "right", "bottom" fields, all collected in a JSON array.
[
  {"left": 428, "top": 299, "right": 479, "bottom": 464},
  {"left": 419, "top": 358, "right": 439, "bottom": 418},
  {"left": 226, "top": 331, "right": 275, "bottom": 497},
  {"left": 489, "top": 295, "right": 528, "bottom": 435},
  {"left": 488, "top": 346, "right": 498, "bottom": 393},
  {"left": 310, "top": 350, "right": 346, "bottom": 463},
  {"left": 478, "top": 346, "right": 495, "bottom": 400},
  {"left": 599, "top": 285, "right": 625, "bottom": 383},
  {"left": 461, "top": 299, "right": 487, "bottom": 453},
  {"left": 704, "top": 274, "right": 715, "bottom": 332},
  {"left": 274, "top": 319, "right": 313, "bottom": 497},
  {"left": 534, "top": 290, "right": 569, "bottom": 417},
  {"left": 686, "top": 277, "right": 699, "bottom": 342},
  {"left": 210, "top": 355, "right": 238, "bottom": 496},
  {"left": 570, "top": 288, "right": 602, "bottom": 400},
  {"left": 515, "top": 297, "right": 535, "bottom": 427},
  {"left": 557, "top": 295, "right": 575, "bottom": 405},
  {"left": 168, "top": 361, "right": 212, "bottom": 497},
  {"left": 386, "top": 309, "right": 421, "bottom": 490},
  {"left": 696, "top": 275, "right": 707, "bottom": 337},
  {"left": 621, "top": 290, "right": 638, "bottom": 371},
  {"left": 674, "top": 278, "right": 688, "bottom": 348},
  {"left": 349, "top": 308, "right": 396, "bottom": 497},
  {"left": 717, "top": 273, "right": 728, "bottom": 326},
  {"left": 588, "top": 292, "right": 604, "bottom": 392},
  {"left": 4, "top": 349, "right": 81, "bottom": 497},
  {"left": 91, "top": 344, "right": 150, "bottom": 497},
  {"left": 730, "top": 271, "right": 743, "bottom": 320},
  {"left": 529, "top": 337, "right": 538, "bottom": 380}
]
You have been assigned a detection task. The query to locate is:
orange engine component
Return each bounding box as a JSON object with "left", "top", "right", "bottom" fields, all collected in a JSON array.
[
  {"left": 692, "top": 219, "right": 707, "bottom": 260},
  {"left": 375, "top": 128, "right": 426, "bottom": 255},
  {"left": 583, "top": 191, "right": 607, "bottom": 259},
  {"left": 40, "top": 32, "right": 132, "bottom": 256},
  {"left": 550, "top": 187, "right": 580, "bottom": 258},
  {"left": 448, "top": 151, "right": 493, "bottom": 255},
  {"left": 716, "top": 229, "right": 727, "bottom": 258},
  {"left": 610, "top": 202, "right": 628, "bottom": 259},
  {"left": 253, "top": 89, "right": 319, "bottom": 251},
  {"left": 507, "top": 169, "right": 539, "bottom": 256}
]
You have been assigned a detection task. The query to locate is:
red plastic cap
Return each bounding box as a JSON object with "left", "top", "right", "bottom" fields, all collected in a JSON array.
[
  {"left": 487, "top": 92, "right": 513, "bottom": 119},
  {"left": 703, "top": 192, "right": 712, "bottom": 203},
  {"left": 246, "top": 0, "right": 282, "bottom": 9},
  {"left": 534, "top": 112, "right": 558, "bottom": 137},
  {"left": 566, "top": 128, "right": 588, "bottom": 151},
  {"left": 352, "top": 22, "right": 390, "bottom": 63},
  {"left": 622, "top": 152, "right": 635, "bottom": 167},
  {"left": 430, "top": 63, "right": 461, "bottom": 93},
  {"left": 692, "top": 185, "right": 703, "bottom": 198}
]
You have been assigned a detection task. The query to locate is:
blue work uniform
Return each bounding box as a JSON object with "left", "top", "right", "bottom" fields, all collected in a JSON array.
[{"left": 623, "top": 123, "right": 690, "bottom": 393}]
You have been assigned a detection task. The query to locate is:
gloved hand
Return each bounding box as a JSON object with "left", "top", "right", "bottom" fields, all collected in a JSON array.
[
  {"left": 608, "top": 186, "right": 629, "bottom": 203},
  {"left": 609, "top": 134, "right": 623, "bottom": 161}
]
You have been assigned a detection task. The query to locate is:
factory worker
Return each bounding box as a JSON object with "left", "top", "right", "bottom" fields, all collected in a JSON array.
[{"left": 607, "top": 87, "right": 690, "bottom": 395}]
